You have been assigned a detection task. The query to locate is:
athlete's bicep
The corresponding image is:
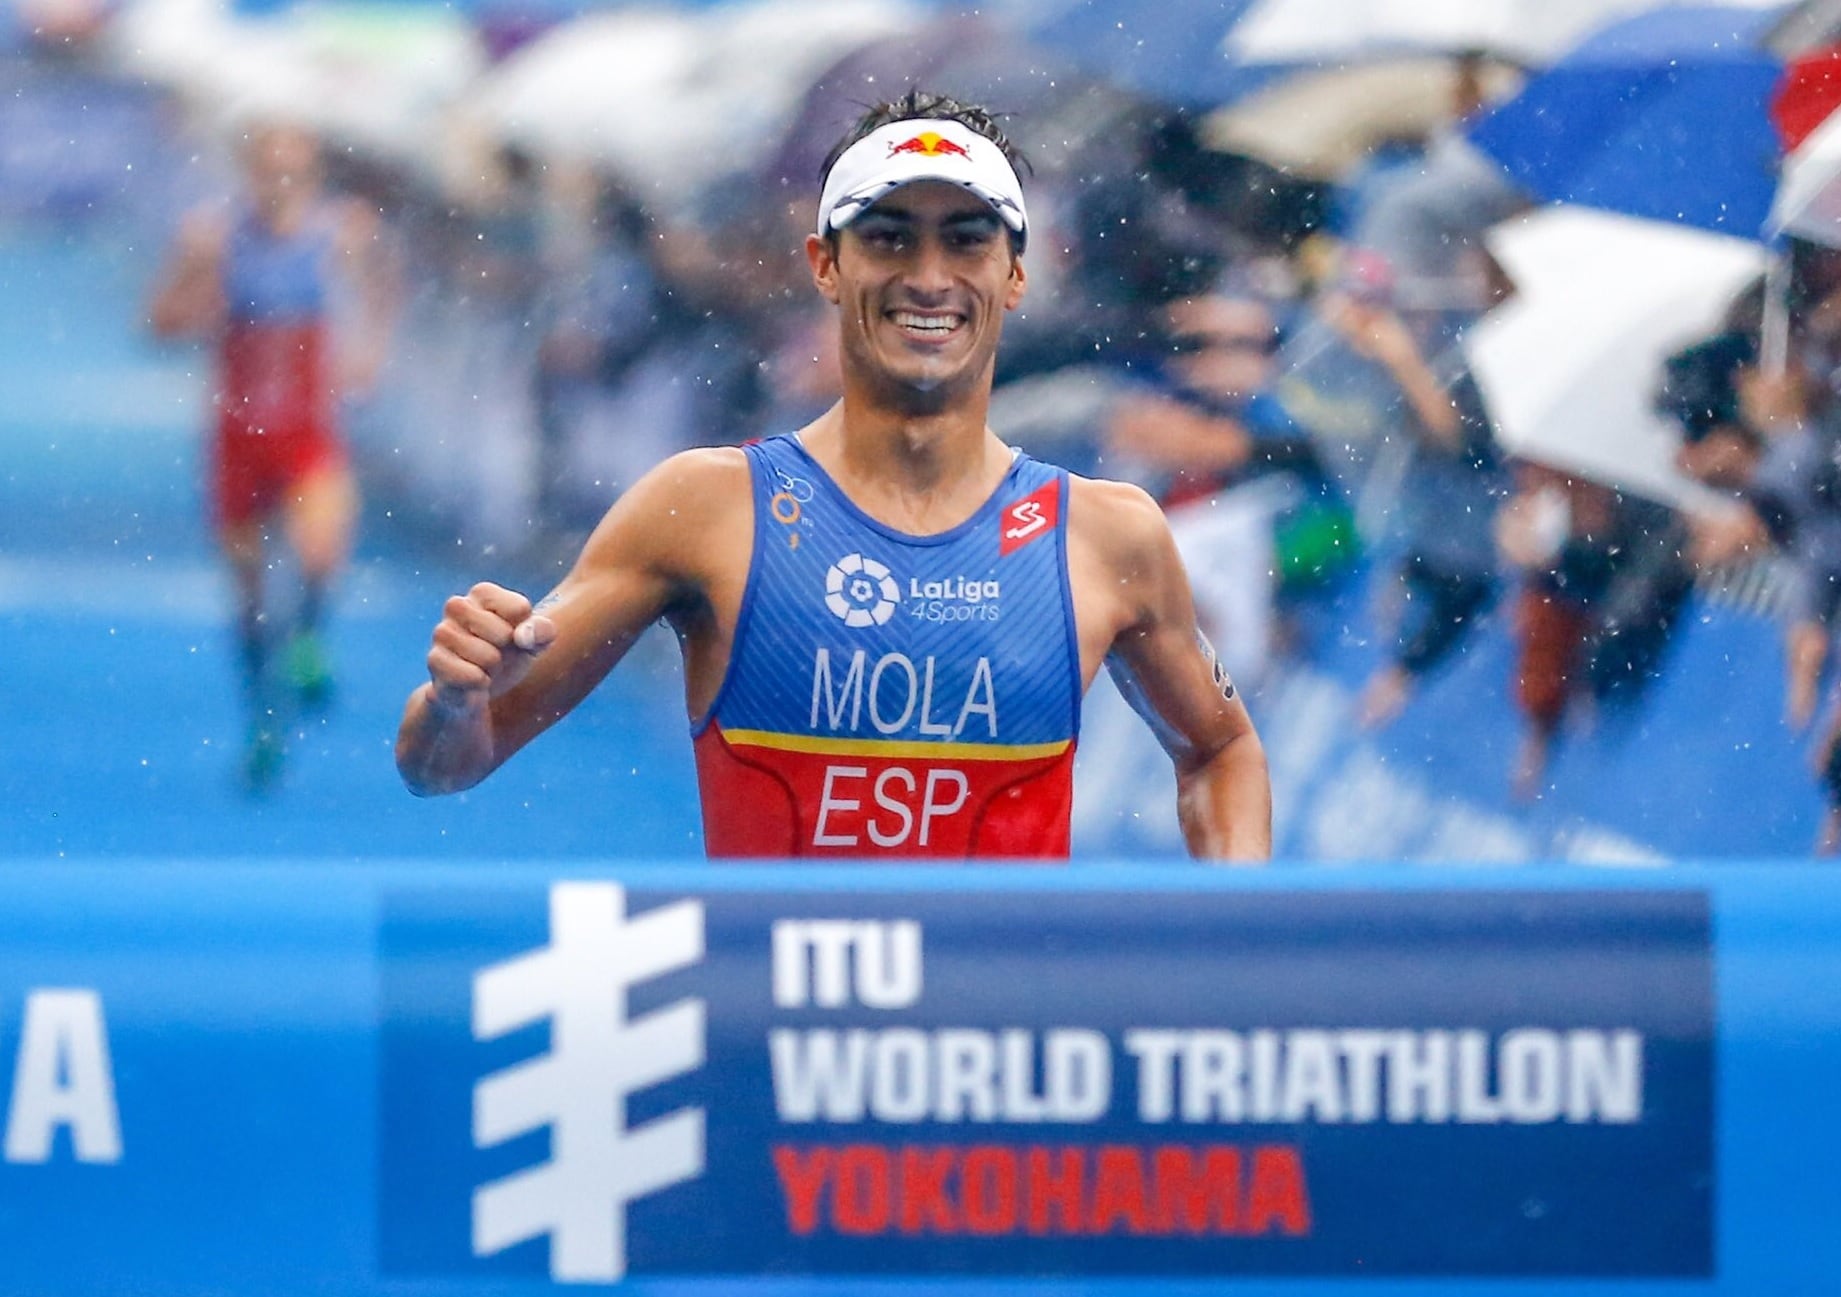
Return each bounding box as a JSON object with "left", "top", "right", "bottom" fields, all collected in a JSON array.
[{"left": 1101, "top": 502, "right": 1255, "bottom": 769}]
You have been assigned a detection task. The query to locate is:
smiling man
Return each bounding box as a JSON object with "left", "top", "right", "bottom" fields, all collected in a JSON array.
[{"left": 395, "top": 91, "right": 1271, "bottom": 860}]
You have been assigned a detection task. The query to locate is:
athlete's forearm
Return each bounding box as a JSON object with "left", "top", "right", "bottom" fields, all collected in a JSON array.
[
  {"left": 148, "top": 257, "right": 222, "bottom": 338},
  {"left": 395, "top": 684, "right": 500, "bottom": 796},
  {"left": 1176, "top": 733, "right": 1272, "bottom": 863}
]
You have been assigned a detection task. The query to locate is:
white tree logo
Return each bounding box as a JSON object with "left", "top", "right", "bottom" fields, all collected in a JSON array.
[
  {"left": 825, "top": 553, "right": 900, "bottom": 627},
  {"left": 472, "top": 883, "right": 706, "bottom": 1282}
]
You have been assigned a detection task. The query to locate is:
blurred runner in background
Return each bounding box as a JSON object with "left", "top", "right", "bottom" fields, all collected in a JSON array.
[{"left": 149, "top": 121, "right": 393, "bottom": 791}]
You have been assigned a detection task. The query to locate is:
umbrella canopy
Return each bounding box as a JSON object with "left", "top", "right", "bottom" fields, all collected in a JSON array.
[
  {"left": 1771, "top": 38, "right": 1841, "bottom": 148},
  {"left": 1770, "top": 101, "right": 1841, "bottom": 241},
  {"left": 103, "top": 0, "right": 484, "bottom": 171},
  {"left": 1023, "top": 0, "right": 1274, "bottom": 109},
  {"left": 465, "top": 0, "right": 919, "bottom": 212},
  {"left": 766, "top": 13, "right": 1102, "bottom": 194},
  {"left": 1465, "top": 205, "right": 1767, "bottom": 506},
  {"left": 1467, "top": 5, "right": 1786, "bottom": 236},
  {"left": 1200, "top": 56, "right": 1524, "bottom": 178},
  {"left": 1225, "top": 0, "right": 1782, "bottom": 67}
]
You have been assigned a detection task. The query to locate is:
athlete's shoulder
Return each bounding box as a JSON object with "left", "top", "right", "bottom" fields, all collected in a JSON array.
[
  {"left": 171, "top": 202, "right": 232, "bottom": 259},
  {"left": 602, "top": 445, "right": 753, "bottom": 529},
  {"left": 650, "top": 444, "right": 754, "bottom": 493},
  {"left": 323, "top": 196, "right": 384, "bottom": 250},
  {"left": 574, "top": 446, "right": 753, "bottom": 589},
  {"left": 1066, "top": 471, "right": 1172, "bottom": 561}
]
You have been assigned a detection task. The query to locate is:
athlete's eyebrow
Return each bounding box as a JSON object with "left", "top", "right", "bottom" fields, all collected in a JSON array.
[
  {"left": 939, "top": 210, "right": 1003, "bottom": 237},
  {"left": 854, "top": 205, "right": 1002, "bottom": 237},
  {"left": 851, "top": 207, "right": 916, "bottom": 231}
]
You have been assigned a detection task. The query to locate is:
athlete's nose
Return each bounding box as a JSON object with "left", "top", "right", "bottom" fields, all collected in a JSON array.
[{"left": 901, "top": 234, "right": 956, "bottom": 299}]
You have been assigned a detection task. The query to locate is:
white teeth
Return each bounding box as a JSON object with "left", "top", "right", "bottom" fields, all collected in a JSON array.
[{"left": 890, "top": 311, "right": 958, "bottom": 334}]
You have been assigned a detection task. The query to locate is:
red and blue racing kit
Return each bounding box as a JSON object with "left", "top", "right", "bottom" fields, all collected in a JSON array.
[
  {"left": 212, "top": 207, "right": 344, "bottom": 525},
  {"left": 693, "top": 433, "right": 1080, "bottom": 858}
]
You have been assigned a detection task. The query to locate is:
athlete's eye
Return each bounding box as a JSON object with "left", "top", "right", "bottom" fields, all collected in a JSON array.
[{"left": 856, "top": 224, "right": 908, "bottom": 252}]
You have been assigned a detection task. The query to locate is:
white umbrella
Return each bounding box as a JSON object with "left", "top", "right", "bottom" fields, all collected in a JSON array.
[
  {"left": 103, "top": 0, "right": 483, "bottom": 171},
  {"left": 1226, "top": 0, "right": 1786, "bottom": 67},
  {"left": 465, "top": 0, "right": 920, "bottom": 212},
  {"left": 1769, "top": 104, "right": 1841, "bottom": 246},
  {"left": 1465, "top": 205, "right": 1766, "bottom": 508},
  {"left": 1200, "top": 56, "right": 1524, "bottom": 179}
]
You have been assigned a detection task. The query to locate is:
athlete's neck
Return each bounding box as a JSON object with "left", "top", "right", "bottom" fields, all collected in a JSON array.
[
  {"left": 799, "top": 400, "right": 1013, "bottom": 536},
  {"left": 253, "top": 191, "right": 315, "bottom": 236}
]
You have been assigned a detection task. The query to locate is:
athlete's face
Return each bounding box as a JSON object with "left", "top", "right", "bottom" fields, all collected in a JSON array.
[
  {"left": 244, "top": 125, "right": 322, "bottom": 217},
  {"left": 806, "top": 182, "right": 1026, "bottom": 410}
]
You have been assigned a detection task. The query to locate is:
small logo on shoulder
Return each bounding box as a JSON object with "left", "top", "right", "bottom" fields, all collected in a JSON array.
[{"left": 1000, "top": 482, "right": 1059, "bottom": 556}]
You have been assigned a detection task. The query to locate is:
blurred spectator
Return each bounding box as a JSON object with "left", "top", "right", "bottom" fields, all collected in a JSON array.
[
  {"left": 1346, "top": 53, "right": 1527, "bottom": 342},
  {"left": 1494, "top": 465, "right": 1622, "bottom": 801},
  {"left": 1488, "top": 459, "right": 1695, "bottom": 797},
  {"left": 1053, "top": 109, "right": 1250, "bottom": 369},
  {"left": 1104, "top": 292, "right": 1289, "bottom": 507},
  {"left": 1276, "top": 248, "right": 1464, "bottom": 528},
  {"left": 457, "top": 143, "right": 548, "bottom": 311},
  {"left": 1100, "top": 287, "right": 1353, "bottom": 685},
  {"left": 1666, "top": 244, "right": 1841, "bottom": 494},
  {"left": 389, "top": 140, "right": 551, "bottom": 549},
  {"left": 1661, "top": 280, "right": 1769, "bottom": 492},
  {"left": 1686, "top": 243, "right": 1841, "bottom": 736},
  {"left": 1277, "top": 245, "right": 1504, "bottom": 711},
  {"left": 1578, "top": 493, "right": 1694, "bottom": 714},
  {"left": 1359, "top": 363, "right": 1509, "bottom": 728},
  {"left": 754, "top": 303, "right": 844, "bottom": 437},
  {"left": 533, "top": 173, "right": 675, "bottom": 521},
  {"left": 1741, "top": 367, "right": 1841, "bottom": 730}
]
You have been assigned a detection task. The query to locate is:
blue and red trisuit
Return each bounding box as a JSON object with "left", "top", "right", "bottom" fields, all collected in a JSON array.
[
  {"left": 211, "top": 208, "right": 346, "bottom": 527},
  {"left": 694, "top": 433, "right": 1081, "bottom": 858}
]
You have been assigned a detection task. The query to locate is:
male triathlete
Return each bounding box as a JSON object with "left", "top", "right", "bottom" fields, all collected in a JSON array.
[
  {"left": 395, "top": 91, "right": 1270, "bottom": 859},
  {"left": 151, "top": 122, "right": 390, "bottom": 789}
]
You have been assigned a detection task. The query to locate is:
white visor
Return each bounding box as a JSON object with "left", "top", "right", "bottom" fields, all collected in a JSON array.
[{"left": 817, "top": 118, "right": 1027, "bottom": 249}]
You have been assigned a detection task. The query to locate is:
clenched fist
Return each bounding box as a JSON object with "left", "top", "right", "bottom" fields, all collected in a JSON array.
[{"left": 425, "top": 582, "right": 558, "bottom": 709}]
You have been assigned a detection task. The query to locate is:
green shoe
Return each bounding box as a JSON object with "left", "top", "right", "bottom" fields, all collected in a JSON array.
[
  {"left": 285, "top": 631, "right": 334, "bottom": 712},
  {"left": 242, "top": 721, "right": 286, "bottom": 795}
]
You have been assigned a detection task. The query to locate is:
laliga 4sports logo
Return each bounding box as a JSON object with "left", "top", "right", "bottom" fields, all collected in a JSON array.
[{"left": 826, "top": 553, "right": 900, "bottom": 627}]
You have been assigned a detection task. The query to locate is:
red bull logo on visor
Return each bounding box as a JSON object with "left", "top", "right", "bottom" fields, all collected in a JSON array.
[{"left": 887, "top": 131, "right": 972, "bottom": 160}]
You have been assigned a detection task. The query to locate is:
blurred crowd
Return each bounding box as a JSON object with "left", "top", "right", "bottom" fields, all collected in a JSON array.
[{"left": 12, "top": 0, "right": 1841, "bottom": 844}]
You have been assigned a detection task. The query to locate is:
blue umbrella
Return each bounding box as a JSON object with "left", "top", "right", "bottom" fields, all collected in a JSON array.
[
  {"left": 1022, "top": 0, "right": 1283, "bottom": 109},
  {"left": 1468, "top": 5, "right": 1787, "bottom": 236}
]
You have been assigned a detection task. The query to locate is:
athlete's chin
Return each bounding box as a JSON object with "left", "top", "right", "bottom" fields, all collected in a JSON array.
[
  {"left": 880, "top": 365, "right": 979, "bottom": 412},
  {"left": 884, "top": 347, "right": 992, "bottom": 391}
]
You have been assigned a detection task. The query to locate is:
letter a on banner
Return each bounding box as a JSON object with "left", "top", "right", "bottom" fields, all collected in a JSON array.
[{"left": 4, "top": 989, "right": 122, "bottom": 1164}]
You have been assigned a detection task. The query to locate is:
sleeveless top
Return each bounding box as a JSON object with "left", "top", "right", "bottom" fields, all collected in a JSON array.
[
  {"left": 217, "top": 207, "right": 339, "bottom": 442},
  {"left": 693, "top": 433, "right": 1081, "bottom": 859}
]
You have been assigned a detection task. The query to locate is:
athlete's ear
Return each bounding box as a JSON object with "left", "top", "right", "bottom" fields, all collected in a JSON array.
[
  {"left": 806, "top": 233, "right": 840, "bottom": 305},
  {"left": 1005, "top": 253, "right": 1027, "bottom": 311}
]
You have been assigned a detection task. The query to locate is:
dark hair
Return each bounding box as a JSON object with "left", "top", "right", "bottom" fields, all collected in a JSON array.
[{"left": 817, "top": 89, "right": 1031, "bottom": 252}]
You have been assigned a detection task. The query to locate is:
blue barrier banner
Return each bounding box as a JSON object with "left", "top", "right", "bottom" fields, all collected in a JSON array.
[
  {"left": 377, "top": 885, "right": 1712, "bottom": 1281},
  {"left": 16, "top": 860, "right": 1841, "bottom": 1297}
]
